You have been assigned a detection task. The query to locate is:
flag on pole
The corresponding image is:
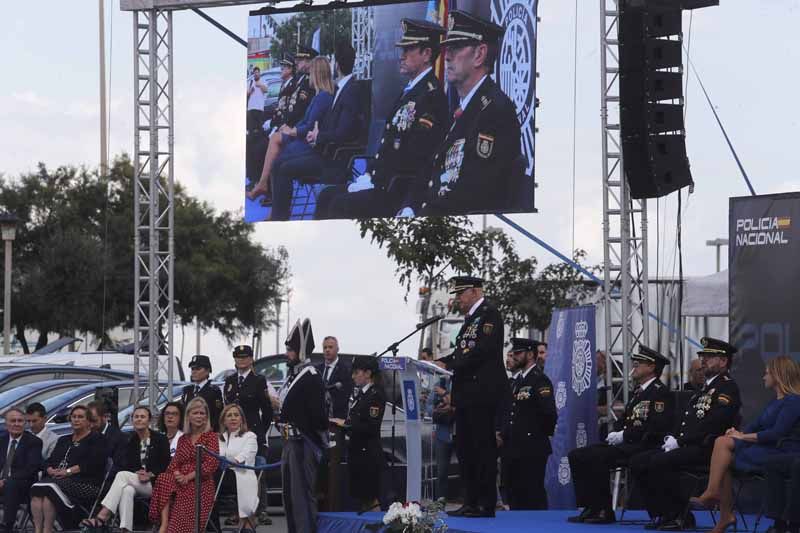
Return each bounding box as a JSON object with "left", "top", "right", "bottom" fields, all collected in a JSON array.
[
  {"left": 311, "top": 27, "right": 321, "bottom": 53},
  {"left": 425, "top": 0, "right": 448, "bottom": 80}
]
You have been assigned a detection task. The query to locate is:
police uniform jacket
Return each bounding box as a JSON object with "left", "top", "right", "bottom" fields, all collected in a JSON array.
[
  {"left": 345, "top": 384, "right": 386, "bottom": 467},
  {"left": 439, "top": 299, "right": 506, "bottom": 408},
  {"left": 614, "top": 378, "right": 673, "bottom": 453},
  {"left": 181, "top": 381, "right": 224, "bottom": 431},
  {"left": 224, "top": 371, "right": 274, "bottom": 445},
  {"left": 371, "top": 69, "right": 448, "bottom": 193},
  {"left": 676, "top": 372, "right": 740, "bottom": 448},
  {"left": 271, "top": 75, "right": 300, "bottom": 130},
  {"left": 283, "top": 73, "right": 315, "bottom": 128},
  {"left": 278, "top": 364, "right": 327, "bottom": 449},
  {"left": 419, "top": 76, "right": 521, "bottom": 215},
  {"left": 503, "top": 366, "right": 557, "bottom": 459}
]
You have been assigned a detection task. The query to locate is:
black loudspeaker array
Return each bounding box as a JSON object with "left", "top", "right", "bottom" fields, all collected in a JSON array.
[{"left": 619, "top": 0, "right": 694, "bottom": 199}]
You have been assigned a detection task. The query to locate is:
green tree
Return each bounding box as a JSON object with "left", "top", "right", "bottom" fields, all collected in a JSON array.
[{"left": 270, "top": 10, "right": 353, "bottom": 62}]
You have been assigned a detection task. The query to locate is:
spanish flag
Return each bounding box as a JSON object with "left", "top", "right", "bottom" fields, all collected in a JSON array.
[{"left": 426, "top": 0, "right": 449, "bottom": 80}]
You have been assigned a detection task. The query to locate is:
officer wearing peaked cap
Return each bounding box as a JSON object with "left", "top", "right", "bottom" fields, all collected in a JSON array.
[
  {"left": 224, "top": 344, "right": 273, "bottom": 457},
  {"left": 400, "top": 10, "right": 522, "bottom": 216},
  {"left": 567, "top": 346, "right": 673, "bottom": 525},
  {"left": 270, "top": 54, "right": 298, "bottom": 131},
  {"left": 181, "top": 354, "right": 224, "bottom": 431},
  {"left": 277, "top": 319, "right": 327, "bottom": 533},
  {"left": 435, "top": 275, "right": 506, "bottom": 518},
  {"left": 630, "top": 338, "right": 741, "bottom": 530},
  {"left": 315, "top": 18, "right": 449, "bottom": 220},
  {"left": 501, "top": 338, "right": 557, "bottom": 510},
  {"left": 282, "top": 45, "right": 318, "bottom": 130}
]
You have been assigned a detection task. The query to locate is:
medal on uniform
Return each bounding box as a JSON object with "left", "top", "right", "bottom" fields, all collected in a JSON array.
[{"left": 394, "top": 136, "right": 401, "bottom": 151}]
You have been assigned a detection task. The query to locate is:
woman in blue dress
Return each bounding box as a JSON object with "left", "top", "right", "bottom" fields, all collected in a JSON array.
[
  {"left": 690, "top": 355, "right": 800, "bottom": 532},
  {"left": 247, "top": 56, "right": 335, "bottom": 202}
]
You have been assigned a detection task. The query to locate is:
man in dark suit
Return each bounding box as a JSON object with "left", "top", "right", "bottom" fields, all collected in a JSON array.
[
  {"left": 269, "top": 43, "right": 363, "bottom": 221},
  {"left": 314, "top": 18, "right": 449, "bottom": 220},
  {"left": 88, "top": 400, "right": 129, "bottom": 474},
  {"left": 567, "top": 346, "right": 673, "bottom": 525},
  {"left": 399, "top": 11, "right": 522, "bottom": 217},
  {"left": 630, "top": 337, "right": 741, "bottom": 530},
  {"left": 501, "top": 338, "right": 557, "bottom": 511},
  {"left": 435, "top": 275, "right": 506, "bottom": 518},
  {"left": 181, "top": 354, "right": 224, "bottom": 431},
  {"left": 0, "top": 407, "right": 42, "bottom": 533},
  {"left": 316, "top": 335, "right": 352, "bottom": 511}
]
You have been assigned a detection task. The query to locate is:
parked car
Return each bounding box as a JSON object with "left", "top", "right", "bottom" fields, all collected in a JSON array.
[
  {"left": 0, "top": 366, "right": 135, "bottom": 394},
  {"left": 0, "top": 352, "right": 185, "bottom": 381},
  {"left": 0, "top": 379, "right": 96, "bottom": 415}
]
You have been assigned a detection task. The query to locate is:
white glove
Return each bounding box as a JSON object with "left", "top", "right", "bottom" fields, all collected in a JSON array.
[
  {"left": 662, "top": 435, "right": 679, "bottom": 452},
  {"left": 397, "top": 207, "right": 415, "bottom": 218},
  {"left": 347, "top": 172, "right": 374, "bottom": 193},
  {"left": 606, "top": 431, "right": 624, "bottom": 446}
]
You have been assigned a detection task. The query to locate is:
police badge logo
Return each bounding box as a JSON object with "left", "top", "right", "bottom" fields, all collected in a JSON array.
[
  {"left": 477, "top": 133, "right": 495, "bottom": 159},
  {"left": 448, "top": 14, "right": 455, "bottom": 31},
  {"left": 558, "top": 457, "right": 571, "bottom": 486},
  {"left": 556, "top": 312, "right": 566, "bottom": 339},
  {"left": 576, "top": 422, "right": 587, "bottom": 448},
  {"left": 370, "top": 406, "right": 380, "bottom": 418},
  {"left": 402, "top": 20, "right": 408, "bottom": 34},
  {"left": 555, "top": 381, "right": 567, "bottom": 409},
  {"left": 571, "top": 320, "right": 593, "bottom": 397}
]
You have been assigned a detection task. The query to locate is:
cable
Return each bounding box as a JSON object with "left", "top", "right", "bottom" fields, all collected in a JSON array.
[
  {"left": 106, "top": 0, "right": 113, "bottom": 168},
  {"left": 683, "top": 11, "right": 693, "bottom": 121},
  {"left": 677, "top": 190, "right": 685, "bottom": 387},
  {"left": 570, "top": 0, "right": 579, "bottom": 255}
]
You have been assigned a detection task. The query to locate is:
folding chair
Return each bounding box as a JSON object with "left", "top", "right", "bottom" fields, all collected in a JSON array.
[{"left": 206, "top": 456, "right": 268, "bottom": 533}]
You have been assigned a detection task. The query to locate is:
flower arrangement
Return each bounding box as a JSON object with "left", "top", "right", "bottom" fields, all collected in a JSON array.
[{"left": 367, "top": 500, "right": 448, "bottom": 533}]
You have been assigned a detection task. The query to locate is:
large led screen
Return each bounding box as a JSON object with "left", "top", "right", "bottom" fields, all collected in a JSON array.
[{"left": 244, "top": 0, "right": 538, "bottom": 222}]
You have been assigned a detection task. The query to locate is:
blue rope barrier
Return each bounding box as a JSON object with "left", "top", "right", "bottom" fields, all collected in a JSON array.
[{"left": 202, "top": 447, "right": 282, "bottom": 471}]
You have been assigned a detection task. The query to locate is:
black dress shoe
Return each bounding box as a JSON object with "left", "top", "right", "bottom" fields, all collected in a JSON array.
[
  {"left": 644, "top": 517, "right": 662, "bottom": 530},
  {"left": 584, "top": 509, "right": 616, "bottom": 524},
  {"left": 568, "top": 508, "right": 595, "bottom": 523},
  {"left": 447, "top": 505, "right": 476, "bottom": 517},
  {"left": 463, "top": 506, "right": 495, "bottom": 518}
]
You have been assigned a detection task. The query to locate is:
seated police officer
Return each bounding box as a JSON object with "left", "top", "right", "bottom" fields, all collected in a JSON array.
[
  {"left": 567, "top": 346, "right": 673, "bottom": 524},
  {"left": 398, "top": 11, "right": 522, "bottom": 217},
  {"left": 501, "top": 338, "right": 557, "bottom": 511},
  {"left": 314, "top": 19, "right": 449, "bottom": 220},
  {"left": 181, "top": 354, "right": 223, "bottom": 431},
  {"left": 630, "top": 337, "right": 741, "bottom": 531}
]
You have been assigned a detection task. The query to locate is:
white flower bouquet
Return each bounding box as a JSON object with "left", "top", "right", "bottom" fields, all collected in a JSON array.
[{"left": 369, "top": 500, "right": 448, "bottom": 533}]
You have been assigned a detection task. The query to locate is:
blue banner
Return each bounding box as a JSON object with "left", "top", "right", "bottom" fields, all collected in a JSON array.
[{"left": 544, "top": 305, "right": 598, "bottom": 509}]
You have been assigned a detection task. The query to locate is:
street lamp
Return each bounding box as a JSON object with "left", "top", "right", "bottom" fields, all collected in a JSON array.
[{"left": 1, "top": 213, "right": 18, "bottom": 355}]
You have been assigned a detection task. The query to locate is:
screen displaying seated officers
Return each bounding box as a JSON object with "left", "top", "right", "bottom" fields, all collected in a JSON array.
[{"left": 244, "top": 1, "right": 538, "bottom": 223}]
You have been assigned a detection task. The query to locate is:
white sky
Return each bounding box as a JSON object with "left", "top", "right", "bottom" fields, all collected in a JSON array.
[{"left": 1, "top": 0, "right": 798, "bottom": 375}]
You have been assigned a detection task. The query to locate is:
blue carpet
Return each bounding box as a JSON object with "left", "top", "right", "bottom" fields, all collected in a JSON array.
[{"left": 318, "top": 510, "right": 767, "bottom": 533}]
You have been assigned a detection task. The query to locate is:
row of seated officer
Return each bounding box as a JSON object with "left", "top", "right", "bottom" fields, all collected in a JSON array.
[{"left": 567, "top": 337, "right": 800, "bottom": 533}]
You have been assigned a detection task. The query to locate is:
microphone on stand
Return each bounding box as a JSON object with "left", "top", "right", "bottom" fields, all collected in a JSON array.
[{"left": 416, "top": 315, "right": 445, "bottom": 330}]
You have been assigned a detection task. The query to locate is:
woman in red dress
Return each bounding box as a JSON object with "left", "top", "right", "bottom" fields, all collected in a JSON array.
[{"left": 149, "top": 397, "right": 219, "bottom": 533}]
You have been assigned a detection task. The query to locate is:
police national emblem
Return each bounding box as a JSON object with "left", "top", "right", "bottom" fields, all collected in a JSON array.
[
  {"left": 558, "top": 457, "right": 572, "bottom": 486},
  {"left": 555, "top": 381, "right": 567, "bottom": 409},
  {"left": 576, "top": 422, "right": 588, "bottom": 448},
  {"left": 448, "top": 14, "right": 455, "bottom": 31},
  {"left": 571, "top": 320, "right": 593, "bottom": 397},
  {"left": 477, "top": 133, "right": 495, "bottom": 159}
]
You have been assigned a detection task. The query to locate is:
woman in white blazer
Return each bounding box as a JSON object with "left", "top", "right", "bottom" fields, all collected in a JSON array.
[{"left": 219, "top": 403, "right": 260, "bottom": 532}]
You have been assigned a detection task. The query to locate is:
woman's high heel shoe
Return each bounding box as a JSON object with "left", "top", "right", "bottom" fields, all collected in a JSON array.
[
  {"left": 711, "top": 518, "right": 737, "bottom": 533},
  {"left": 689, "top": 495, "right": 720, "bottom": 510}
]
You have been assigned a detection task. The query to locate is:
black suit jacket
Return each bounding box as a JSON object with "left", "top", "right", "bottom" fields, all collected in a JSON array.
[
  {"left": 439, "top": 300, "right": 506, "bottom": 408},
  {"left": 121, "top": 430, "right": 171, "bottom": 484},
  {"left": 181, "top": 381, "right": 224, "bottom": 431},
  {"left": 419, "top": 76, "right": 521, "bottom": 215},
  {"left": 279, "top": 364, "right": 327, "bottom": 449},
  {"left": 316, "top": 360, "right": 353, "bottom": 420},
  {"left": 503, "top": 367, "right": 557, "bottom": 459},
  {"left": 223, "top": 371, "right": 274, "bottom": 446},
  {"left": 46, "top": 432, "right": 107, "bottom": 485},
  {"left": 315, "top": 76, "right": 362, "bottom": 149},
  {"left": 0, "top": 432, "right": 42, "bottom": 481},
  {"left": 345, "top": 384, "right": 385, "bottom": 463},
  {"left": 103, "top": 424, "right": 130, "bottom": 473},
  {"left": 284, "top": 73, "right": 315, "bottom": 128}
]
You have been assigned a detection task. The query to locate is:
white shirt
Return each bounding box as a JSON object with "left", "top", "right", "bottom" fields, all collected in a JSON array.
[
  {"left": 639, "top": 377, "right": 658, "bottom": 391},
  {"left": 360, "top": 383, "right": 373, "bottom": 394},
  {"left": 332, "top": 74, "right": 354, "bottom": 109},
  {"left": 468, "top": 297, "right": 485, "bottom": 318},
  {"left": 35, "top": 427, "right": 58, "bottom": 460},
  {"left": 521, "top": 364, "right": 537, "bottom": 380},
  {"left": 168, "top": 430, "right": 184, "bottom": 457},
  {"left": 459, "top": 75, "right": 489, "bottom": 111},
  {"left": 705, "top": 375, "right": 719, "bottom": 387},
  {"left": 248, "top": 79, "right": 265, "bottom": 111},
  {"left": 237, "top": 368, "right": 253, "bottom": 381},
  {"left": 405, "top": 67, "right": 433, "bottom": 93},
  {"left": 322, "top": 358, "right": 339, "bottom": 383},
  {"left": 193, "top": 379, "right": 209, "bottom": 392}
]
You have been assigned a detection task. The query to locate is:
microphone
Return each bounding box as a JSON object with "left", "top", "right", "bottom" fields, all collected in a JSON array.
[
  {"left": 326, "top": 382, "right": 343, "bottom": 391},
  {"left": 416, "top": 315, "right": 445, "bottom": 330}
]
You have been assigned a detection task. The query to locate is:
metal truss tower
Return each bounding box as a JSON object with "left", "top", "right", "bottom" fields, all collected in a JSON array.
[
  {"left": 600, "top": 0, "right": 650, "bottom": 408},
  {"left": 133, "top": 9, "right": 175, "bottom": 412},
  {"left": 351, "top": 6, "right": 375, "bottom": 79}
]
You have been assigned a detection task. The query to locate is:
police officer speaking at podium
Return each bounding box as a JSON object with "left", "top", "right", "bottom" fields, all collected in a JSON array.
[
  {"left": 434, "top": 275, "right": 506, "bottom": 518},
  {"left": 501, "top": 338, "right": 557, "bottom": 511},
  {"left": 567, "top": 346, "right": 673, "bottom": 525},
  {"left": 181, "top": 355, "right": 223, "bottom": 431}
]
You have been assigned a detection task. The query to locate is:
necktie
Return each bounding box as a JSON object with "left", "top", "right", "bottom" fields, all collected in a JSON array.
[
  {"left": 194, "top": 385, "right": 200, "bottom": 395},
  {"left": 324, "top": 365, "right": 332, "bottom": 383},
  {"left": 238, "top": 375, "right": 245, "bottom": 389},
  {"left": 453, "top": 107, "right": 463, "bottom": 121},
  {"left": 2, "top": 440, "right": 16, "bottom": 479}
]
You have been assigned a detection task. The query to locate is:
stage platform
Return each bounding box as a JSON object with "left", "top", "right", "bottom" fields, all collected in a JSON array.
[{"left": 318, "top": 509, "right": 765, "bottom": 533}]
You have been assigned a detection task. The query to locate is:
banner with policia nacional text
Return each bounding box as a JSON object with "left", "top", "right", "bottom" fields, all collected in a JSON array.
[
  {"left": 729, "top": 192, "right": 800, "bottom": 425},
  {"left": 243, "top": 0, "right": 538, "bottom": 222},
  {"left": 544, "top": 305, "right": 598, "bottom": 509}
]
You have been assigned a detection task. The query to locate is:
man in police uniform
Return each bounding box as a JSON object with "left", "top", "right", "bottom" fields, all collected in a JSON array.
[
  {"left": 283, "top": 46, "right": 318, "bottom": 130},
  {"left": 314, "top": 18, "right": 449, "bottom": 219},
  {"left": 181, "top": 354, "right": 223, "bottom": 431},
  {"left": 501, "top": 338, "right": 557, "bottom": 510},
  {"left": 398, "top": 11, "right": 522, "bottom": 217},
  {"left": 567, "top": 346, "right": 673, "bottom": 524},
  {"left": 270, "top": 55, "right": 298, "bottom": 131},
  {"left": 278, "top": 319, "right": 327, "bottom": 533},
  {"left": 435, "top": 275, "right": 506, "bottom": 518},
  {"left": 630, "top": 337, "right": 741, "bottom": 530}
]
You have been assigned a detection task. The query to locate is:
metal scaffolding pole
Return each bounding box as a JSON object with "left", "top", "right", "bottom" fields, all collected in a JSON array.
[
  {"left": 351, "top": 6, "right": 375, "bottom": 80},
  {"left": 600, "top": 0, "right": 650, "bottom": 416},
  {"left": 133, "top": 9, "right": 175, "bottom": 412}
]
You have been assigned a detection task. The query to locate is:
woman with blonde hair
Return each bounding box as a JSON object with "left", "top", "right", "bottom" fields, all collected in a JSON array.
[
  {"left": 690, "top": 355, "right": 800, "bottom": 532},
  {"left": 247, "top": 55, "right": 335, "bottom": 202},
  {"left": 218, "top": 403, "right": 260, "bottom": 533},
  {"left": 149, "top": 397, "right": 219, "bottom": 533}
]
